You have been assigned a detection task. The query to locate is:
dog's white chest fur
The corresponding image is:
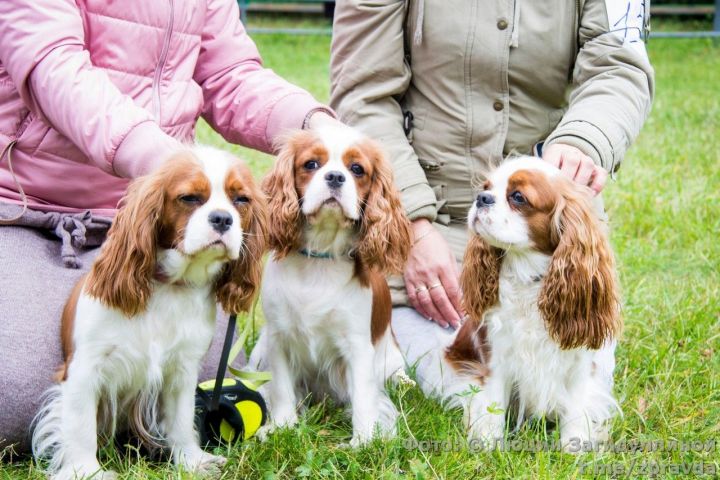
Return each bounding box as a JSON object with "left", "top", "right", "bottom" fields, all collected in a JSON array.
[
  {"left": 75, "top": 284, "right": 216, "bottom": 391},
  {"left": 487, "top": 271, "right": 591, "bottom": 416},
  {"left": 251, "top": 252, "right": 406, "bottom": 446},
  {"left": 259, "top": 254, "right": 372, "bottom": 395}
]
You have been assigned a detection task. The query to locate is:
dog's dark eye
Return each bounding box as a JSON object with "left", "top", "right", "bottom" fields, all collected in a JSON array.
[
  {"left": 349, "top": 163, "right": 365, "bottom": 177},
  {"left": 233, "top": 195, "right": 249, "bottom": 205},
  {"left": 509, "top": 191, "right": 526, "bottom": 205},
  {"left": 179, "top": 194, "right": 202, "bottom": 204},
  {"left": 304, "top": 160, "right": 320, "bottom": 171}
]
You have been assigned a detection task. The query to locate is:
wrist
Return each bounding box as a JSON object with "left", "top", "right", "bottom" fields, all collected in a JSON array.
[
  {"left": 411, "top": 219, "right": 434, "bottom": 245},
  {"left": 412, "top": 218, "right": 432, "bottom": 232},
  {"left": 303, "top": 108, "right": 336, "bottom": 130}
]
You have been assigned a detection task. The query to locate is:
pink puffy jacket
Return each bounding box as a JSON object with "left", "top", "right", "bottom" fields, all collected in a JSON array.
[{"left": 0, "top": 0, "right": 327, "bottom": 216}]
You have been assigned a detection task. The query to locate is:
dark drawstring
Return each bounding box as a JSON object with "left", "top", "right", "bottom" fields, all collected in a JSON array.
[
  {"left": 0, "top": 139, "right": 112, "bottom": 268},
  {"left": 53, "top": 211, "right": 112, "bottom": 268}
]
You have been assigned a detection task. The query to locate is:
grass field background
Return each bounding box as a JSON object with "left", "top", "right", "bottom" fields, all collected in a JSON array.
[{"left": 3, "top": 17, "right": 718, "bottom": 480}]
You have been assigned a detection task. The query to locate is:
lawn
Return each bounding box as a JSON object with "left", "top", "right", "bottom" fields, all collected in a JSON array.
[{"left": 3, "top": 19, "right": 719, "bottom": 480}]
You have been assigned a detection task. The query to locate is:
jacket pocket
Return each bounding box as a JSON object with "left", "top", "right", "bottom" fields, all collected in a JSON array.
[
  {"left": 432, "top": 183, "right": 450, "bottom": 226},
  {"left": 15, "top": 113, "right": 51, "bottom": 154},
  {"left": 419, "top": 157, "right": 442, "bottom": 172},
  {"left": 36, "top": 128, "right": 87, "bottom": 164}
]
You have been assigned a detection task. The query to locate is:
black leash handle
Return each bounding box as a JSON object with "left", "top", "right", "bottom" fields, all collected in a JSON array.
[{"left": 207, "top": 314, "right": 237, "bottom": 411}]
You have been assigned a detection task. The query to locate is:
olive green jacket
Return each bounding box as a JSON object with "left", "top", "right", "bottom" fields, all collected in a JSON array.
[{"left": 330, "top": 0, "right": 654, "bottom": 303}]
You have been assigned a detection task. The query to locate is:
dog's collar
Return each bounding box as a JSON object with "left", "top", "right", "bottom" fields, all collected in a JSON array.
[
  {"left": 297, "top": 248, "right": 356, "bottom": 260},
  {"left": 298, "top": 248, "right": 335, "bottom": 259}
]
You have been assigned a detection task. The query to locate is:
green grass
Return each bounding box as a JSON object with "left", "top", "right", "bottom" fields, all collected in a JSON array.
[{"left": 3, "top": 21, "right": 719, "bottom": 480}]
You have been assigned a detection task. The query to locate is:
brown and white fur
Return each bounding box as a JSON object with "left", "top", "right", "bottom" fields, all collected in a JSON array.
[
  {"left": 31, "top": 147, "right": 267, "bottom": 479},
  {"left": 401, "top": 157, "right": 621, "bottom": 451},
  {"left": 248, "top": 126, "right": 413, "bottom": 446}
]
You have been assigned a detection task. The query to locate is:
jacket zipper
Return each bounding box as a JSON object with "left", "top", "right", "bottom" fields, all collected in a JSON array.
[{"left": 152, "top": 0, "right": 175, "bottom": 122}]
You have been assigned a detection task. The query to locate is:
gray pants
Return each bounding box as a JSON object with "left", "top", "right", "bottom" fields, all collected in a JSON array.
[{"left": 0, "top": 212, "right": 240, "bottom": 454}]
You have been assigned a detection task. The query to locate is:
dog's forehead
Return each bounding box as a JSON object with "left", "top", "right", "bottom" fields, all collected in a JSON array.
[
  {"left": 314, "top": 125, "right": 365, "bottom": 160},
  {"left": 192, "top": 145, "right": 239, "bottom": 192},
  {"left": 490, "top": 156, "right": 560, "bottom": 188}
]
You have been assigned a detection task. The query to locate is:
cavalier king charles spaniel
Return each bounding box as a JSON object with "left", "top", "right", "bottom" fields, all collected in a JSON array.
[
  {"left": 402, "top": 157, "right": 621, "bottom": 451},
  {"left": 248, "top": 126, "right": 413, "bottom": 446},
  {"left": 32, "top": 147, "right": 267, "bottom": 479}
]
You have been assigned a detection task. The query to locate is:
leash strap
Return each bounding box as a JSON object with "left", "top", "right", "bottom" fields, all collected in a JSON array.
[
  {"left": 210, "top": 313, "right": 237, "bottom": 410},
  {"left": 197, "top": 309, "right": 272, "bottom": 412},
  {"left": 226, "top": 305, "right": 272, "bottom": 387}
]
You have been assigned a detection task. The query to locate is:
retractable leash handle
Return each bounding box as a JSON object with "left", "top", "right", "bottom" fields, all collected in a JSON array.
[{"left": 195, "top": 312, "right": 271, "bottom": 445}]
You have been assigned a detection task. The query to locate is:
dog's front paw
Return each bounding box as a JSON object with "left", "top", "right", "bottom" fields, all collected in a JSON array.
[
  {"left": 53, "top": 467, "right": 118, "bottom": 480},
  {"left": 195, "top": 453, "right": 227, "bottom": 478},
  {"left": 467, "top": 414, "right": 504, "bottom": 444},
  {"left": 256, "top": 413, "right": 299, "bottom": 442},
  {"left": 255, "top": 424, "right": 276, "bottom": 442},
  {"left": 178, "top": 450, "right": 227, "bottom": 478},
  {"left": 349, "top": 432, "right": 372, "bottom": 448},
  {"left": 349, "top": 419, "right": 393, "bottom": 448}
]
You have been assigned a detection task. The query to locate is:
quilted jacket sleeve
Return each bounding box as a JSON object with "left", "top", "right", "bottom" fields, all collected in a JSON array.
[
  {"left": 194, "top": 0, "right": 331, "bottom": 154},
  {"left": 0, "top": 0, "right": 181, "bottom": 179}
]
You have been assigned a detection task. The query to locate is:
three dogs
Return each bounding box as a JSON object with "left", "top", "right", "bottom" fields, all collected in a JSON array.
[{"left": 32, "top": 133, "right": 621, "bottom": 478}]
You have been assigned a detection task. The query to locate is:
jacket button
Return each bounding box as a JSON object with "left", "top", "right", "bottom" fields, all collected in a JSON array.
[
  {"left": 497, "top": 19, "right": 508, "bottom": 30},
  {"left": 493, "top": 101, "right": 504, "bottom": 111}
]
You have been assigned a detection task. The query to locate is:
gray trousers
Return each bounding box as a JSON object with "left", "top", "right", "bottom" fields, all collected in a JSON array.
[{"left": 0, "top": 213, "right": 241, "bottom": 454}]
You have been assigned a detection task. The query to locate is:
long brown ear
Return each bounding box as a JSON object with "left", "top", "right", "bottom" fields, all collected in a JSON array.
[
  {"left": 215, "top": 181, "right": 268, "bottom": 314},
  {"left": 459, "top": 234, "right": 502, "bottom": 323},
  {"left": 86, "top": 175, "right": 164, "bottom": 317},
  {"left": 261, "top": 133, "right": 304, "bottom": 259},
  {"left": 538, "top": 179, "right": 621, "bottom": 350},
  {"left": 356, "top": 140, "right": 412, "bottom": 274}
]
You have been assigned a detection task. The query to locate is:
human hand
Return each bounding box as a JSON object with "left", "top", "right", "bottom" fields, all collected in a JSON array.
[
  {"left": 305, "top": 110, "right": 344, "bottom": 131},
  {"left": 404, "top": 219, "right": 464, "bottom": 328},
  {"left": 542, "top": 143, "right": 608, "bottom": 195}
]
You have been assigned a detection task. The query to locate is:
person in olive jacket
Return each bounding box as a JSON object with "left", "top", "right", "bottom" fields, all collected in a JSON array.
[{"left": 330, "top": 0, "right": 654, "bottom": 331}]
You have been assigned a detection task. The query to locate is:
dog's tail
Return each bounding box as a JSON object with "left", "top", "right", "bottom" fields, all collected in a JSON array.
[{"left": 31, "top": 384, "right": 65, "bottom": 476}]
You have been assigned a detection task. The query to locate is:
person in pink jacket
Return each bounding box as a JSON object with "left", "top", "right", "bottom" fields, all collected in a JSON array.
[{"left": 0, "top": 0, "right": 337, "bottom": 453}]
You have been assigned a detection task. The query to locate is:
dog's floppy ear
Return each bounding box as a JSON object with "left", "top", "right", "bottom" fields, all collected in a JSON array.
[
  {"left": 355, "top": 139, "right": 412, "bottom": 274},
  {"left": 215, "top": 169, "right": 268, "bottom": 314},
  {"left": 538, "top": 178, "right": 621, "bottom": 350},
  {"left": 87, "top": 173, "right": 165, "bottom": 317},
  {"left": 460, "top": 234, "right": 502, "bottom": 324},
  {"left": 262, "top": 131, "right": 309, "bottom": 259}
]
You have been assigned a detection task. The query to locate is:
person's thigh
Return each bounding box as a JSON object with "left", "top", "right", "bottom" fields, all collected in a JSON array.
[{"left": 0, "top": 226, "right": 99, "bottom": 453}]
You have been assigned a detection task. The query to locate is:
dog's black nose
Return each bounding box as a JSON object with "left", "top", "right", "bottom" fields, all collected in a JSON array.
[
  {"left": 208, "top": 210, "right": 233, "bottom": 233},
  {"left": 476, "top": 193, "right": 496, "bottom": 208},
  {"left": 324, "top": 170, "right": 346, "bottom": 189}
]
